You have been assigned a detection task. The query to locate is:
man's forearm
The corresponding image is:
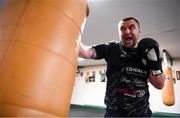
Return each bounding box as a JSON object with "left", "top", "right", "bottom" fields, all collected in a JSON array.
[
  {"left": 79, "top": 42, "right": 96, "bottom": 59},
  {"left": 149, "top": 73, "right": 165, "bottom": 89}
]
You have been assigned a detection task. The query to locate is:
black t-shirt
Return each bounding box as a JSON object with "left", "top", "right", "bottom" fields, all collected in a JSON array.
[{"left": 93, "top": 41, "right": 151, "bottom": 116}]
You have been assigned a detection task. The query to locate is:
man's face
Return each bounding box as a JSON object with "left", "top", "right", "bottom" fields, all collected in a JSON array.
[{"left": 118, "top": 19, "right": 140, "bottom": 48}]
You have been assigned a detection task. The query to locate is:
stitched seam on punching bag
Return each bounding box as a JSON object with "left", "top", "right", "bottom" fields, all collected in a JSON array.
[
  {"left": 0, "top": 0, "right": 30, "bottom": 69},
  {"left": 14, "top": 39, "right": 75, "bottom": 69},
  {"left": 33, "top": 0, "right": 85, "bottom": 37}
]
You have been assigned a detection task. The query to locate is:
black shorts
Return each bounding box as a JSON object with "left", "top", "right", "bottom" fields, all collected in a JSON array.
[{"left": 104, "top": 107, "right": 152, "bottom": 117}]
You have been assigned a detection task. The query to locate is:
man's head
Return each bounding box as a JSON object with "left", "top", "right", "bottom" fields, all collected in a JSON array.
[{"left": 118, "top": 17, "right": 141, "bottom": 48}]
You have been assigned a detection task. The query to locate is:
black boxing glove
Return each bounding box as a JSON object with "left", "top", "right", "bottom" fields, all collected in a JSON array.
[{"left": 138, "top": 38, "right": 163, "bottom": 76}]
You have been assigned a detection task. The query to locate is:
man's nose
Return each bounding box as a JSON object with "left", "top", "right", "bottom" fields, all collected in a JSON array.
[{"left": 124, "top": 29, "right": 130, "bottom": 34}]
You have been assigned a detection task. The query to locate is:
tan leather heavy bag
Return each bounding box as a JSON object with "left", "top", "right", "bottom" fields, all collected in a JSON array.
[{"left": 0, "top": 0, "right": 88, "bottom": 116}]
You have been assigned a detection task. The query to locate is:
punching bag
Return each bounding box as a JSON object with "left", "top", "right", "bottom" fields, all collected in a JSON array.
[
  {"left": 162, "top": 67, "right": 175, "bottom": 106},
  {"left": 0, "top": 0, "right": 89, "bottom": 116}
]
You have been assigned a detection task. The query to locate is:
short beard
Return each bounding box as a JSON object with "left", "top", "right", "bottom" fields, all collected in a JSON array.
[{"left": 132, "top": 37, "right": 139, "bottom": 48}]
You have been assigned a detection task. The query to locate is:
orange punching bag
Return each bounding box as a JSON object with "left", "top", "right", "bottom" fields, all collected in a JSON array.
[
  {"left": 0, "top": 0, "right": 89, "bottom": 116},
  {"left": 162, "top": 67, "right": 175, "bottom": 106}
]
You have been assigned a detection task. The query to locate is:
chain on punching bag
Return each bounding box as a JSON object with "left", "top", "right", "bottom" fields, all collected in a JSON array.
[{"left": 0, "top": 0, "right": 89, "bottom": 116}]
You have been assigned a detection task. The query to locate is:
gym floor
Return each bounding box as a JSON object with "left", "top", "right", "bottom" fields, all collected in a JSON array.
[
  {"left": 69, "top": 104, "right": 180, "bottom": 117},
  {"left": 69, "top": 105, "right": 105, "bottom": 117}
]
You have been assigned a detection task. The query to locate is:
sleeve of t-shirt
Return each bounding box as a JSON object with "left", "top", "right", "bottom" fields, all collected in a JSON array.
[{"left": 92, "top": 42, "right": 112, "bottom": 60}]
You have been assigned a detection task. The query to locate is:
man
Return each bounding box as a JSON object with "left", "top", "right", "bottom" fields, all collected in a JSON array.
[{"left": 79, "top": 17, "right": 165, "bottom": 117}]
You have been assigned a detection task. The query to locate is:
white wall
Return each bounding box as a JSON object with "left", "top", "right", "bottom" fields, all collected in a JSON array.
[
  {"left": 149, "top": 58, "right": 180, "bottom": 113},
  {"left": 71, "top": 61, "right": 180, "bottom": 113},
  {"left": 149, "top": 82, "right": 180, "bottom": 113},
  {"left": 71, "top": 65, "right": 107, "bottom": 107}
]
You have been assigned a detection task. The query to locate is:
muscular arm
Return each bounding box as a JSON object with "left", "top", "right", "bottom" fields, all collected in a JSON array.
[
  {"left": 149, "top": 73, "right": 165, "bottom": 89},
  {"left": 138, "top": 38, "right": 165, "bottom": 89},
  {"left": 79, "top": 42, "right": 96, "bottom": 59}
]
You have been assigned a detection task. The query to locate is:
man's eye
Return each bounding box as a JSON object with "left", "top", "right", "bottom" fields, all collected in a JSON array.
[
  {"left": 120, "top": 27, "right": 124, "bottom": 31},
  {"left": 129, "top": 25, "right": 135, "bottom": 30}
]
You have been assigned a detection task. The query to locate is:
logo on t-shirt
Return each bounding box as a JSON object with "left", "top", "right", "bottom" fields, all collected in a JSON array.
[
  {"left": 120, "top": 54, "right": 126, "bottom": 58},
  {"left": 126, "top": 66, "right": 147, "bottom": 75},
  {"left": 119, "top": 88, "right": 145, "bottom": 97}
]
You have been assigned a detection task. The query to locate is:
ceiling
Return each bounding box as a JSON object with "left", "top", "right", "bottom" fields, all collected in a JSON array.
[{"left": 78, "top": 0, "right": 180, "bottom": 66}]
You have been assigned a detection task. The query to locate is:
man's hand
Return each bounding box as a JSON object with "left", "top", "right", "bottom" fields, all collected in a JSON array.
[
  {"left": 138, "top": 38, "right": 163, "bottom": 76},
  {"left": 78, "top": 41, "right": 96, "bottom": 59}
]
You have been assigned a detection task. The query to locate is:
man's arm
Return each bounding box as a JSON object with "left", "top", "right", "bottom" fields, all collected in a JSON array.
[
  {"left": 138, "top": 38, "right": 165, "bottom": 89},
  {"left": 149, "top": 73, "right": 165, "bottom": 89},
  {"left": 79, "top": 42, "right": 96, "bottom": 59}
]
